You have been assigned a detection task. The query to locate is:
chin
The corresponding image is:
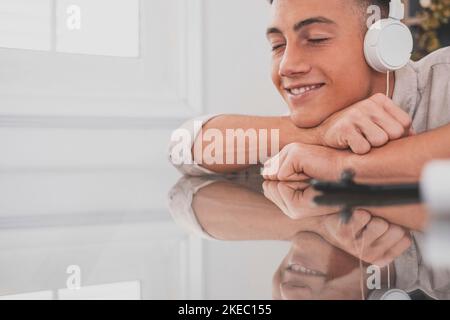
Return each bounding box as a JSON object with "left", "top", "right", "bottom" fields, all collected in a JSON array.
[{"left": 290, "top": 110, "right": 324, "bottom": 128}]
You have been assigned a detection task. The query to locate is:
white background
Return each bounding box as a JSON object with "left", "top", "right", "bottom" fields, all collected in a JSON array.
[{"left": 0, "top": 0, "right": 288, "bottom": 299}]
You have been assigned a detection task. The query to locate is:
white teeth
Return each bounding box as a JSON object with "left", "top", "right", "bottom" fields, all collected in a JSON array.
[
  {"left": 289, "top": 264, "right": 322, "bottom": 276},
  {"left": 289, "top": 84, "right": 322, "bottom": 96}
]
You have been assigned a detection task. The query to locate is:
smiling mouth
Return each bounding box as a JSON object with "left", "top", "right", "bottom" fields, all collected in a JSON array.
[
  {"left": 286, "top": 83, "right": 325, "bottom": 98},
  {"left": 287, "top": 264, "right": 326, "bottom": 277}
]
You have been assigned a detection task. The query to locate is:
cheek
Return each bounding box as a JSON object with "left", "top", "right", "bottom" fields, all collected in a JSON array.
[
  {"left": 332, "top": 42, "right": 372, "bottom": 98},
  {"left": 332, "top": 64, "right": 372, "bottom": 106}
]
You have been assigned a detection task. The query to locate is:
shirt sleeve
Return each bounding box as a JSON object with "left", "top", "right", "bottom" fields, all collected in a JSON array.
[
  {"left": 168, "top": 114, "right": 220, "bottom": 176},
  {"left": 167, "top": 176, "right": 219, "bottom": 240}
]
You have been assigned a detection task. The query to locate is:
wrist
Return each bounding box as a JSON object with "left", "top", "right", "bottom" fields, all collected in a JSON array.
[
  {"left": 300, "top": 215, "right": 328, "bottom": 237},
  {"left": 309, "top": 125, "right": 325, "bottom": 146},
  {"left": 340, "top": 152, "right": 361, "bottom": 178},
  {"left": 280, "top": 116, "right": 321, "bottom": 146}
]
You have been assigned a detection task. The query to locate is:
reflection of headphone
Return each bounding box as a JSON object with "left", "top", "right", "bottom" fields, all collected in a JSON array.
[
  {"left": 368, "top": 289, "right": 411, "bottom": 300},
  {"left": 364, "top": 0, "right": 413, "bottom": 73}
]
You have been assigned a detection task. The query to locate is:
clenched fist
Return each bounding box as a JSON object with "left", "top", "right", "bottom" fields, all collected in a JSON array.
[
  {"left": 261, "top": 142, "right": 347, "bottom": 181},
  {"left": 317, "top": 93, "right": 413, "bottom": 154}
]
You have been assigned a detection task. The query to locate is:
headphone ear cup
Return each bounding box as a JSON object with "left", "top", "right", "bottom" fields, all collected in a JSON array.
[{"left": 364, "top": 19, "right": 413, "bottom": 73}]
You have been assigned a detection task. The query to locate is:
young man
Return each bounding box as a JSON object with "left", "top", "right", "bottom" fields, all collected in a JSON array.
[{"left": 169, "top": 0, "right": 450, "bottom": 183}]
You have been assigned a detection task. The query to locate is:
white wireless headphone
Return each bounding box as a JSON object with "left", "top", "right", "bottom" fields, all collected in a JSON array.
[{"left": 364, "top": 0, "right": 413, "bottom": 73}]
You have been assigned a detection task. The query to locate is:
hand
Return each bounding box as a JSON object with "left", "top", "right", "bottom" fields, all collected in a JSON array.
[
  {"left": 261, "top": 142, "right": 348, "bottom": 181},
  {"left": 262, "top": 181, "right": 339, "bottom": 219},
  {"left": 317, "top": 93, "right": 413, "bottom": 154},
  {"left": 319, "top": 210, "right": 412, "bottom": 267}
]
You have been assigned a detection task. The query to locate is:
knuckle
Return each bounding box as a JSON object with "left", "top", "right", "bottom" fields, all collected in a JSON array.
[
  {"left": 370, "top": 218, "right": 389, "bottom": 234},
  {"left": 349, "top": 108, "right": 363, "bottom": 119},
  {"left": 372, "top": 93, "right": 386, "bottom": 101},
  {"left": 354, "top": 210, "right": 372, "bottom": 225},
  {"left": 352, "top": 141, "right": 371, "bottom": 155},
  {"left": 362, "top": 251, "right": 378, "bottom": 263},
  {"left": 372, "top": 132, "right": 389, "bottom": 146},
  {"left": 403, "top": 237, "right": 413, "bottom": 248},
  {"left": 285, "top": 143, "right": 302, "bottom": 153},
  {"left": 390, "top": 225, "right": 406, "bottom": 238},
  {"left": 403, "top": 116, "right": 412, "bottom": 129},
  {"left": 341, "top": 121, "right": 355, "bottom": 133},
  {"left": 340, "top": 124, "right": 356, "bottom": 140},
  {"left": 388, "top": 126, "right": 405, "bottom": 139}
]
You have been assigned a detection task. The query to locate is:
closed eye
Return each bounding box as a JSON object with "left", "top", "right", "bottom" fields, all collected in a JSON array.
[
  {"left": 308, "top": 38, "right": 330, "bottom": 44},
  {"left": 272, "top": 44, "right": 286, "bottom": 51}
]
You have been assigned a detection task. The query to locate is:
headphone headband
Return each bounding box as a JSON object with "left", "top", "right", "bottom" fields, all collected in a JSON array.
[{"left": 389, "top": 0, "right": 405, "bottom": 20}]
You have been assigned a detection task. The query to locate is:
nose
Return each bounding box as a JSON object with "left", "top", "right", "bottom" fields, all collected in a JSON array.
[{"left": 279, "top": 44, "right": 312, "bottom": 78}]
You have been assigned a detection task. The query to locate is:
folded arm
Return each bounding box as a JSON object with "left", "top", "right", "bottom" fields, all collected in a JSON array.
[
  {"left": 346, "top": 123, "right": 450, "bottom": 183},
  {"left": 170, "top": 94, "right": 411, "bottom": 175},
  {"left": 263, "top": 123, "right": 450, "bottom": 184}
]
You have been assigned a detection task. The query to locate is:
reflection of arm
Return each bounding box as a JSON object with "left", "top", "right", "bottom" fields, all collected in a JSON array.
[
  {"left": 192, "top": 181, "right": 317, "bottom": 241},
  {"left": 346, "top": 124, "right": 450, "bottom": 184}
]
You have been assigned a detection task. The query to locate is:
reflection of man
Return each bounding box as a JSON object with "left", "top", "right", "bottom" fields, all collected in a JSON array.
[
  {"left": 272, "top": 232, "right": 389, "bottom": 300},
  {"left": 169, "top": 176, "right": 450, "bottom": 300},
  {"left": 169, "top": 0, "right": 450, "bottom": 183},
  {"left": 273, "top": 231, "right": 450, "bottom": 300},
  {"left": 168, "top": 176, "right": 421, "bottom": 299}
]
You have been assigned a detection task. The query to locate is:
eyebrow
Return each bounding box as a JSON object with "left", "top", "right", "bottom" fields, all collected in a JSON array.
[{"left": 266, "top": 16, "right": 336, "bottom": 37}]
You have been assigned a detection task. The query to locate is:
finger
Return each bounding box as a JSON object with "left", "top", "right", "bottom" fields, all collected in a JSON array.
[
  {"left": 262, "top": 151, "right": 288, "bottom": 180},
  {"left": 262, "top": 181, "right": 274, "bottom": 201},
  {"left": 296, "top": 186, "right": 341, "bottom": 217},
  {"left": 359, "top": 217, "right": 389, "bottom": 245},
  {"left": 370, "top": 225, "right": 406, "bottom": 250},
  {"left": 278, "top": 172, "right": 310, "bottom": 182},
  {"left": 356, "top": 118, "right": 389, "bottom": 147},
  {"left": 262, "top": 181, "right": 275, "bottom": 200},
  {"left": 277, "top": 182, "right": 300, "bottom": 203},
  {"left": 338, "top": 210, "right": 372, "bottom": 241},
  {"left": 278, "top": 182, "right": 327, "bottom": 218},
  {"left": 273, "top": 153, "right": 309, "bottom": 181},
  {"left": 349, "top": 210, "right": 373, "bottom": 237},
  {"left": 284, "top": 181, "right": 311, "bottom": 191},
  {"left": 346, "top": 129, "right": 372, "bottom": 154},
  {"left": 323, "top": 210, "right": 371, "bottom": 243},
  {"left": 301, "top": 186, "right": 322, "bottom": 206},
  {"left": 373, "top": 235, "right": 412, "bottom": 268},
  {"left": 364, "top": 225, "right": 406, "bottom": 264},
  {"left": 370, "top": 94, "right": 412, "bottom": 130},
  {"left": 365, "top": 104, "right": 407, "bottom": 140},
  {"left": 277, "top": 183, "right": 306, "bottom": 219},
  {"left": 379, "top": 96, "right": 412, "bottom": 130},
  {"left": 263, "top": 181, "right": 290, "bottom": 214}
]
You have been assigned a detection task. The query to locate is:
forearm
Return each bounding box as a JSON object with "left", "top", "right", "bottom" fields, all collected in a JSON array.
[
  {"left": 346, "top": 124, "right": 450, "bottom": 184},
  {"left": 193, "top": 181, "right": 318, "bottom": 240},
  {"left": 193, "top": 115, "right": 319, "bottom": 173}
]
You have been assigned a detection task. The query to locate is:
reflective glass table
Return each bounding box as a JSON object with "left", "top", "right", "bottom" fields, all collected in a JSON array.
[{"left": 1, "top": 169, "right": 449, "bottom": 300}]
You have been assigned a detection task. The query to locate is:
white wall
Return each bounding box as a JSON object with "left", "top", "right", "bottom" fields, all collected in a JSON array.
[
  {"left": 203, "top": 0, "right": 285, "bottom": 116},
  {"left": 0, "top": 0, "right": 288, "bottom": 300},
  {"left": 0, "top": 0, "right": 284, "bottom": 169}
]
